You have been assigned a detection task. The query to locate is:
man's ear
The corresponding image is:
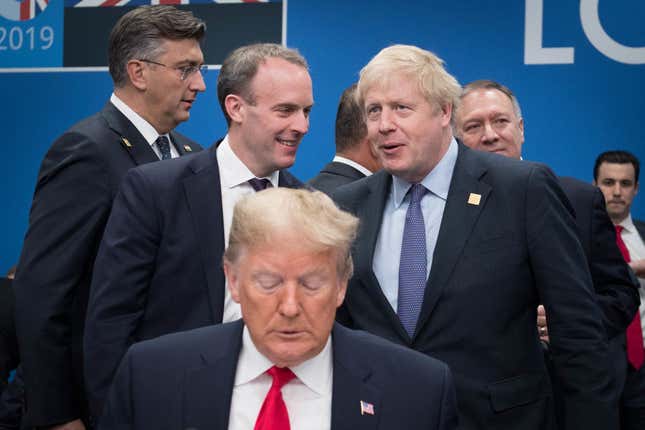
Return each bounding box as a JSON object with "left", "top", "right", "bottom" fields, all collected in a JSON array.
[
  {"left": 126, "top": 60, "right": 148, "bottom": 91},
  {"left": 225, "top": 94, "right": 245, "bottom": 124},
  {"left": 223, "top": 259, "right": 241, "bottom": 303}
]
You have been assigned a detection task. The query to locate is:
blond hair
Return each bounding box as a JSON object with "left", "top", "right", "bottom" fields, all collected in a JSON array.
[{"left": 224, "top": 188, "right": 359, "bottom": 280}]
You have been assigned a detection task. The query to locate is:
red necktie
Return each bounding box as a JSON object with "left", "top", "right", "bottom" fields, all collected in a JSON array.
[
  {"left": 254, "top": 366, "right": 296, "bottom": 430},
  {"left": 615, "top": 225, "right": 644, "bottom": 370}
]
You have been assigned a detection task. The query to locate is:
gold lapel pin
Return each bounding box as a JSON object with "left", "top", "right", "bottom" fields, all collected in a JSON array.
[
  {"left": 467, "top": 193, "right": 481, "bottom": 205},
  {"left": 121, "top": 137, "right": 132, "bottom": 148},
  {"left": 184, "top": 145, "right": 192, "bottom": 152}
]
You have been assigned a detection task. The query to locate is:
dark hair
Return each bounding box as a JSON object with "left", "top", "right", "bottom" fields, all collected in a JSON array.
[
  {"left": 335, "top": 84, "right": 367, "bottom": 153},
  {"left": 108, "top": 5, "right": 206, "bottom": 88},
  {"left": 594, "top": 150, "right": 640, "bottom": 183},
  {"left": 217, "top": 43, "right": 308, "bottom": 125}
]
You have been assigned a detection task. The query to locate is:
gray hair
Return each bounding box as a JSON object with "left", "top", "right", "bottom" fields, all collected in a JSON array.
[
  {"left": 223, "top": 188, "right": 358, "bottom": 280},
  {"left": 109, "top": 5, "right": 206, "bottom": 88},
  {"left": 357, "top": 44, "right": 461, "bottom": 117},
  {"left": 217, "top": 43, "right": 308, "bottom": 125},
  {"left": 460, "top": 79, "right": 523, "bottom": 119}
]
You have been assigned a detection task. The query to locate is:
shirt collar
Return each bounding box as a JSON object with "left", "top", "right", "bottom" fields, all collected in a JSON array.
[
  {"left": 216, "top": 135, "right": 279, "bottom": 189},
  {"left": 618, "top": 213, "right": 636, "bottom": 233},
  {"left": 392, "top": 137, "right": 458, "bottom": 208},
  {"left": 332, "top": 155, "right": 373, "bottom": 176},
  {"left": 234, "top": 325, "right": 333, "bottom": 396},
  {"left": 110, "top": 93, "right": 168, "bottom": 147}
]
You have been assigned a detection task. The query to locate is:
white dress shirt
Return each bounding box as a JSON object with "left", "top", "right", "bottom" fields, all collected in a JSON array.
[
  {"left": 228, "top": 327, "right": 333, "bottom": 430},
  {"left": 617, "top": 214, "right": 645, "bottom": 347},
  {"left": 217, "top": 136, "right": 279, "bottom": 322},
  {"left": 109, "top": 93, "right": 179, "bottom": 159},
  {"left": 373, "top": 138, "right": 458, "bottom": 311},
  {"left": 332, "top": 155, "right": 373, "bottom": 177}
]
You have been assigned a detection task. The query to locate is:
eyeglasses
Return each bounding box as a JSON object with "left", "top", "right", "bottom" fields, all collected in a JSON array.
[{"left": 138, "top": 59, "right": 207, "bottom": 81}]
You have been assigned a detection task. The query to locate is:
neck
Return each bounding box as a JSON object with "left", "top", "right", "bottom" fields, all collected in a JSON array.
[{"left": 114, "top": 87, "right": 169, "bottom": 134}]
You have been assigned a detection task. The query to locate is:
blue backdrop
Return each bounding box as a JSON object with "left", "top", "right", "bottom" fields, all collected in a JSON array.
[{"left": 1, "top": 0, "right": 644, "bottom": 273}]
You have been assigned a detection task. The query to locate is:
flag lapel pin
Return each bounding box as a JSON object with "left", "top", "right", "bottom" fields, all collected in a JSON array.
[
  {"left": 121, "top": 137, "right": 132, "bottom": 148},
  {"left": 183, "top": 145, "right": 192, "bottom": 152},
  {"left": 360, "top": 400, "right": 374, "bottom": 416}
]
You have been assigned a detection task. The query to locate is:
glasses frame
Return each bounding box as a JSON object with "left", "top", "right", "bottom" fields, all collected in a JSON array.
[{"left": 138, "top": 59, "right": 207, "bottom": 81}]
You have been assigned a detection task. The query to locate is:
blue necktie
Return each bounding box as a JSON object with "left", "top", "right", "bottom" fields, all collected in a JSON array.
[
  {"left": 398, "top": 183, "right": 428, "bottom": 337},
  {"left": 248, "top": 178, "right": 272, "bottom": 192},
  {"left": 156, "top": 135, "right": 172, "bottom": 160}
]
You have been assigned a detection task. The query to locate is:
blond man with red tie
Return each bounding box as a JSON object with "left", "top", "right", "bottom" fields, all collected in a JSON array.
[{"left": 594, "top": 150, "right": 645, "bottom": 429}]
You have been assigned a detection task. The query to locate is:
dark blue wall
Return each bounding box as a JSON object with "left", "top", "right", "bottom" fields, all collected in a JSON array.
[{"left": 1, "top": 0, "right": 644, "bottom": 273}]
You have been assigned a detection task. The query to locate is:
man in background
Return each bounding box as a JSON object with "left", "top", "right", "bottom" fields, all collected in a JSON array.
[
  {"left": 99, "top": 188, "right": 458, "bottom": 430},
  {"left": 593, "top": 150, "right": 645, "bottom": 429},
  {"left": 13, "top": 6, "right": 205, "bottom": 429},
  {"left": 84, "top": 43, "right": 312, "bottom": 420},
  {"left": 454, "top": 79, "right": 639, "bottom": 428},
  {"left": 309, "top": 83, "right": 380, "bottom": 195}
]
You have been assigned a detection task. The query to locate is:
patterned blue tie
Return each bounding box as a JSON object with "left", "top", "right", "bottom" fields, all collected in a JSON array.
[
  {"left": 398, "top": 183, "right": 428, "bottom": 337},
  {"left": 156, "top": 135, "right": 172, "bottom": 160}
]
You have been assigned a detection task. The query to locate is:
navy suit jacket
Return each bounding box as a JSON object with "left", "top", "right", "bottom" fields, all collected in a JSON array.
[
  {"left": 84, "top": 143, "right": 303, "bottom": 420},
  {"left": 309, "top": 160, "right": 367, "bottom": 196},
  {"left": 99, "top": 320, "right": 458, "bottom": 430},
  {"left": 558, "top": 177, "right": 639, "bottom": 339},
  {"left": 13, "top": 102, "right": 201, "bottom": 427},
  {"left": 635, "top": 219, "right": 645, "bottom": 242},
  {"left": 332, "top": 144, "right": 612, "bottom": 430}
]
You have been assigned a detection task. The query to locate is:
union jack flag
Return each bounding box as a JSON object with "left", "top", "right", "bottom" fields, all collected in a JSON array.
[
  {"left": 0, "top": 0, "right": 50, "bottom": 21},
  {"left": 64, "top": 0, "right": 277, "bottom": 6}
]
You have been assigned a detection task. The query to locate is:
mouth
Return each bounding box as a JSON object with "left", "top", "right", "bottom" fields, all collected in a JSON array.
[
  {"left": 277, "top": 137, "right": 299, "bottom": 148},
  {"left": 380, "top": 141, "right": 404, "bottom": 154},
  {"left": 181, "top": 99, "right": 195, "bottom": 108}
]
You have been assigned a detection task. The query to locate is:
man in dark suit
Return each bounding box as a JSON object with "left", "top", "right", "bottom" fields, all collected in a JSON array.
[
  {"left": 0, "top": 271, "right": 18, "bottom": 394},
  {"left": 593, "top": 150, "right": 645, "bottom": 429},
  {"left": 84, "top": 43, "right": 312, "bottom": 421},
  {"left": 453, "top": 79, "right": 640, "bottom": 427},
  {"left": 99, "top": 188, "right": 458, "bottom": 430},
  {"left": 13, "top": 7, "right": 205, "bottom": 429},
  {"left": 332, "top": 45, "right": 613, "bottom": 430},
  {"left": 309, "top": 83, "right": 380, "bottom": 195}
]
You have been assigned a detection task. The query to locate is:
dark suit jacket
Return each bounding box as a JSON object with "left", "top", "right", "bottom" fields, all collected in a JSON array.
[
  {"left": 558, "top": 177, "right": 639, "bottom": 341},
  {"left": 333, "top": 144, "right": 612, "bottom": 430},
  {"left": 0, "top": 278, "right": 18, "bottom": 392},
  {"left": 13, "top": 102, "right": 201, "bottom": 427},
  {"left": 635, "top": 219, "right": 645, "bottom": 242},
  {"left": 308, "top": 160, "right": 367, "bottom": 196},
  {"left": 84, "top": 143, "right": 303, "bottom": 420},
  {"left": 99, "top": 320, "right": 458, "bottom": 430}
]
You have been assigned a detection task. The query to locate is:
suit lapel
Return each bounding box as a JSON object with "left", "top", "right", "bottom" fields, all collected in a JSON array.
[
  {"left": 415, "top": 145, "right": 491, "bottom": 335},
  {"left": 100, "top": 102, "right": 159, "bottom": 165},
  {"left": 183, "top": 145, "right": 226, "bottom": 322},
  {"left": 331, "top": 324, "right": 380, "bottom": 430},
  {"left": 355, "top": 173, "right": 417, "bottom": 342},
  {"left": 172, "top": 130, "right": 200, "bottom": 156},
  {"left": 182, "top": 321, "right": 243, "bottom": 429}
]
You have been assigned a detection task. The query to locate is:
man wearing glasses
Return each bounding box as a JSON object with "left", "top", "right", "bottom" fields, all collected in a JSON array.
[
  {"left": 84, "top": 43, "right": 311, "bottom": 424},
  {"left": 13, "top": 6, "right": 205, "bottom": 430}
]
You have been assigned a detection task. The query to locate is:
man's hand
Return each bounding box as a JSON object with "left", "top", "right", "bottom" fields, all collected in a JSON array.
[
  {"left": 49, "top": 419, "right": 86, "bottom": 430},
  {"left": 537, "top": 305, "right": 549, "bottom": 343},
  {"left": 628, "top": 259, "right": 645, "bottom": 278}
]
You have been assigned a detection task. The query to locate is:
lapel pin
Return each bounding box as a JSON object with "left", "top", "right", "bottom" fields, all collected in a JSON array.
[
  {"left": 467, "top": 193, "right": 481, "bottom": 206},
  {"left": 360, "top": 400, "right": 375, "bottom": 416},
  {"left": 121, "top": 137, "right": 132, "bottom": 148},
  {"left": 183, "top": 145, "right": 192, "bottom": 152}
]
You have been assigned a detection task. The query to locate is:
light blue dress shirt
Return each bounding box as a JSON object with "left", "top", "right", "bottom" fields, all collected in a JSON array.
[{"left": 373, "top": 138, "right": 459, "bottom": 311}]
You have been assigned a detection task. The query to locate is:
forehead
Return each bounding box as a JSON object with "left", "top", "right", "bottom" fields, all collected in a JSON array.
[
  {"left": 460, "top": 88, "right": 516, "bottom": 119},
  {"left": 249, "top": 57, "right": 313, "bottom": 103},
  {"left": 363, "top": 72, "right": 426, "bottom": 104},
  {"left": 157, "top": 38, "right": 203, "bottom": 62},
  {"left": 598, "top": 162, "right": 636, "bottom": 181}
]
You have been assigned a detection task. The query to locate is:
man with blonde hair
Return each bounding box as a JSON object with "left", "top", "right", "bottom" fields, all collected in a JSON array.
[
  {"left": 99, "top": 188, "right": 458, "bottom": 430},
  {"left": 333, "top": 44, "right": 613, "bottom": 429}
]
